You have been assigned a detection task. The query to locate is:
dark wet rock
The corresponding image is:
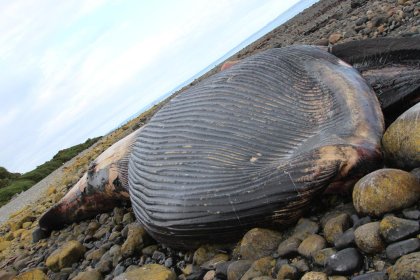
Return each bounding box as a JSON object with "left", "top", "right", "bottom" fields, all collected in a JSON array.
[
  {"left": 215, "top": 261, "right": 232, "bottom": 279},
  {"left": 239, "top": 228, "right": 282, "bottom": 260},
  {"left": 241, "top": 256, "right": 275, "bottom": 280},
  {"left": 113, "top": 263, "right": 125, "bottom": 276},
  {"left": 334, "top": 228, "right": 355, "bottom": 249},
  {"left": 351, "top": 271, "right": 387, "bottom": 280},
  {"left": 326, "top": 248, "right": 363, "bottom": 275},
  {"left": 355, "top": 16, "right": 368, "bottom": 26},
  {"left": 353, "top": 169, "right": 420, "bottom": 216},
  {"left": 351, "top": 0, "right": 368, "bottom": 9},
  {"left": 324, "top": 213, "right": 351, "bottom": 244},
  {"left": 277, "top": 236, "right": 301, "bottom": 257},
  {"left": 72, "top": 270, "right": 103, "bottom": 280},
  {"left": 293, "top": 218, "right": 319, "bottom": 240},
  {"left": 277, "top": 263, "right": 298, "bottom": 280},
  {"left": 301, "top": 271, "right": 328, "bottom": 280},
  {"left": 312, "top": 248, "right": 336, "bottom": 266},
  {"left": 32, "top": 227, "right": 49, "bottom": 243},
  {"left": 354, "top": 222, "right": 385, "bottom": 254},
  {"left": 114, "top": 264, "right": 176, "bottom": 280},
  {"left": 379, "top": 216, "right": 419, "bottom": 242},
  {"left": 352, "top": 216, "right": 372, "bottom": 229},
  {"left": 386, "top": 238, "right": 420, "bottom": 260},
  {"left": 164, "top": 257, "right": 173, "bottom": 268},
  {"left": 152, "top": 250, "right": 166, "bottom": 262},
  {"left": 297, "top": 234, "right": 327, "bottom": 258},
  {"left": 402, "top": 208, "right": 420, "bottom": 220},
  {"left": 45, "top": 240, "right": 86, "bottom": 272},
  {"left": 387, "top": 252, "right": 420, "bottom": 280}
]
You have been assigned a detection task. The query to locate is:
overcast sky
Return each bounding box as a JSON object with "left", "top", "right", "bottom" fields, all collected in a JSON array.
[{"left": 0, "top": 0, "right": 310, "bottom": 173}]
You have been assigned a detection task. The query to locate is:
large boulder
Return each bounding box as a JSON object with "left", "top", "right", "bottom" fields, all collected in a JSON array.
[
  {"left": 353, "top": 169, "right": 420, "bottom": 216},
  {"left": 45, "top": 240, "right": 86, "bottom": 272},
  {"left": 382, "top": 103, "right": 420, "bottom": 170}
]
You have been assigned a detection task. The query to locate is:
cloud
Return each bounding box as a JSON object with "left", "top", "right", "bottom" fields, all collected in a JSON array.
[{"left": 0, "top": 0, "right": 308, "bottom": 173}]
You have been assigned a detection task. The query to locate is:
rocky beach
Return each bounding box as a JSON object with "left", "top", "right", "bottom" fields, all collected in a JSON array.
[{"left": 1, "top": 0, "right": 420, "bottom": 280}]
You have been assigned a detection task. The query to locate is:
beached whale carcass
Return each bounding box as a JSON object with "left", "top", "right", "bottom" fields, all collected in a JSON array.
[{"left": 39, "top": 37, "right": 419, "bottom": 248}]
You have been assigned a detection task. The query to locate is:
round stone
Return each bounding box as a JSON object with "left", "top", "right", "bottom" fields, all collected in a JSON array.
[
  {"left": 334, "top": 228, "right": 355, "bottom": 249},
  {"left": 297, "top": 234, "right": 327, "bottom": 258},
  {"left": 353, "top": 169, "right": 420, "bottom": 216},
  {"left": 382, "top": 103, "right": 420, "bottom": 170},
  {"left": 386, "top": 238, "right": 420, "bottom": 261},
  {"left": 387, "top": 252, "right": 420, "bottom": 280},
  {"left": 239, "top": 228, "right": 282, "bottom": 260},
  {"left": 301, "top": 271, "right": 328, "bottom": 280},
  {"left": 326, "top": 248, "right": 363, "bottom": 275},
  {"left": 227, "top": 260, "right": 253, "bottom": 280},
  {"left": 323, "top": 213, "right": 351, "bottom": 244},
  {"left": 379, "top": 216, "right": 420, "bottom": 242},
  {"left": 277, "top": 236, "right": 301, "bottom": 257},
  {"left": 354, "top": 222, "right": 385, "bottom": 254}
]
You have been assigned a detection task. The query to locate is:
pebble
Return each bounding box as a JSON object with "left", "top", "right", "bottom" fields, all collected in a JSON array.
[
  {"left": 297, "top": 234, "right": 327, "bottom": 258},
  {"left": 72, "top": 270, "right": 103, "bottom": 280},
  {"left": 329, "top": 33, "right": 343, "bottom": 44},
  {"left": 323, "top": 213, "right": 351, "bottom": 244},
  {"left": 402, "top": 208, "right": 420, "bottom": 220},
  {"left": 276, "top": 263, "right": 298, "bottom": 280},
  {"left": 293, "top": 218, "right": 319, "bottom": 240},
  {"left": 14, "top": 269, "right": 48, "bottom": 280},
  {"left": 334, "top": 228, "right": 355, "bottom": 249},
  {"left": 121, "top": 223, "right": 148, "bottom": 258},
  {"left": 326, "top": 248, "right": 363, "bottom": 275},
  {"left": 385, "top": 238, "right": 420, "bottom": 260},
  {"left": 239, "top": 228, "right": 282, "bottom": 260},
  {"left": 45, "top": 240, "right": 86, "bottom": 272},
  {"left": 277, "top": 236, "right": 301, "bottom": 257},
  {"left": 354, "top": 222, "right": 385, "bottom": 254},
  {"left": 379, "top": 216, "right": 419, "bottom": 242},
  {"left": 351, "top": 271, "right": 387, "bottom": 280},
  {"left": 200, "top": 253, "right": 229, "bottom": 270},
  {"left": 241, "top": 257, "right": 275, "bottom": 280},
  {"left": 301, "top": 271, "right": 328, "bottom": 280},
  {"left": 193, "top": 245, "right": 218, "bottom": 266},
  {"left": 312, "top": 248, "right": 336, "bottom": 266},
  {"left": 114, "top": 264, "right": 176, "bottom": 280}
]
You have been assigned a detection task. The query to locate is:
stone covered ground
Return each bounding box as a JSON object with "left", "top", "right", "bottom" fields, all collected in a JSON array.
[{"left": 1, "top": 0, "right": 420, "bottom": 279}]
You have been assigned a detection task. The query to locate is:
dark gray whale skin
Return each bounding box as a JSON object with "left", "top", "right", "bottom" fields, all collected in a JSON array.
[{"left": 128, "top": 45, "right": 384, "bottom": 248}]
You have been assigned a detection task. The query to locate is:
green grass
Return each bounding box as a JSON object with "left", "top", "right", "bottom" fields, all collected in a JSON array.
[
  {"left": 0, "top": 179, "right": 35, "bottom": 207},
  {"left": 0, "top": 136, "right": 101, "bottom": 207}
]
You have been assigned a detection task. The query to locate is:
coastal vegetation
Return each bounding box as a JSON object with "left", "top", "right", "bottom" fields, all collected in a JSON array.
[{"left": 0, "top": 137, "right": 100, "bottom": 206}]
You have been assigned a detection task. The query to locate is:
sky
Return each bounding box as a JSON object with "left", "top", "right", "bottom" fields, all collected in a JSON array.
[{"left": 0, "top": 0, "right": 306, "bottom": 173}]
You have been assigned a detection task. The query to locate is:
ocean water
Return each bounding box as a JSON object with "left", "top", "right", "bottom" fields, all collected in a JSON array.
[{"left": 117, "top": 0, "right": 319, "bottom": 129}]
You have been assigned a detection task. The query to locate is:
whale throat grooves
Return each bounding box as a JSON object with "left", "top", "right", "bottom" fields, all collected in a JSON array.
[{"left": 128, "top": 46, "right": 383, "bottom": 248}]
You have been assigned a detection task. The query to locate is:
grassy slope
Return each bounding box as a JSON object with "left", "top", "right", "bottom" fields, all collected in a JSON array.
[{"left": 0, "top": 137, "right": 100, "bottom": 207}]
